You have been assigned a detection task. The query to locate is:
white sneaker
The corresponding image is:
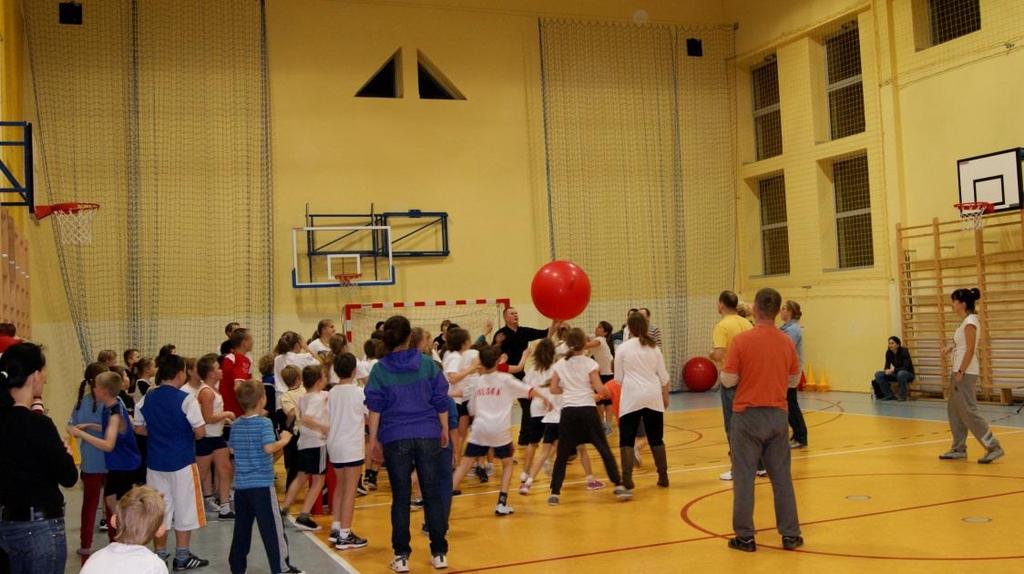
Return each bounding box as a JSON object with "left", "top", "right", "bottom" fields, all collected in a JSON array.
[
  {"left": 431, "top": 554, "right": 448, "bottom": 569},
  {"left": 495, "top": 503, "right": 514, "bottom": 516},
  {"left": 756, "top": 469, "right": 768, "bottom": 477},
  {"left": 519, "top": 478, "right": 532, "bottom": 495},
  {"left": 519, "top": 471, "right": 528, "bottom": 483},
  {"left": 203, "top": 496, "right": 220, "bottom": 513},
  {"left": 719, "top": 470, "right": 733, "bottom": 481},
  {"left": 485, "top": 462, "right": 494, "bottom": 476},
  {"left": 390, "top": 555, "right": 411, "bottom": 573}
]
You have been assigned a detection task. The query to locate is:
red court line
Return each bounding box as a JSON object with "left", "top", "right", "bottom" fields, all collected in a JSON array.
[
  {"left": 680, "top": 472, "right": 1024, "bottom": 561},
  {"left": 447, "top": 533, "right": 718, "bottom": 573}
]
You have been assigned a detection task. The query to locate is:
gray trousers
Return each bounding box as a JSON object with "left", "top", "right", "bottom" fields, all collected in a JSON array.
[
  {"left": 947, "top": 374, "right": 999, "bottom": 452},
  {"left": 730, "top": 407, "right": 800, "bottom": 539}
]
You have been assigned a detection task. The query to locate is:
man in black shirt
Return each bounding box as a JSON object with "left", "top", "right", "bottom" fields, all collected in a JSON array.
[{"left": 493, "top": 307, "right": 555, "bottom": 447}]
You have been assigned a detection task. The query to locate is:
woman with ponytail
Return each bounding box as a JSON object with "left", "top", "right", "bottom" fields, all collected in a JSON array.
[
  {"left": 940, "top": 288, "right": 1004, "bottom": 464},
  {"left": 0, "top": 343, "right": 78, "bottom": 572},
  {"left": 68, "top": 362, "right": 112, "bottom": 557},
  {"left": 308, "top": 319, "right": 337, "bottom": 356}
]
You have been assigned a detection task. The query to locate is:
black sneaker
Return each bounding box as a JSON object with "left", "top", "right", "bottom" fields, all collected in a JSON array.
[
  {"left": 292, "top": 514, "right": 321, "bottom": 532},
  {"left": 728, "top": 537, "right": 756, "bottom": 552},
  {"left": 329, "top": 529, "right": 342, "bottom": 545},
  {"left": 365, "top": 471, "right": 378, "bottom": 491},
  {"left": 282, "top": 565, "right": 304, "bottom": 574},
  {"left": 98, "top": 518, "right": 108, "bottom": 532},
  {"left": 452, "top": 489, "right": 462, "bottom": 496},
  {"left": 218, "top": 510, "right": 235, "bottom": 520},
  {"left": 172, "top": 552, "right": 210, "bottom": 571},
  {"left": 474, "top": 465, "right": 489, "bottom": 483},
  {"left": 782, "top": 536, "right": 804, "bottom": 550},
  {"left": 356, "top": 483, "right": 368, "bottom": 496},
  {"left": 335, "top": 531, "right": 368, "bottom": 550},
  {"left": 410, "top": 498, "right": 424, "bottom": 511}
]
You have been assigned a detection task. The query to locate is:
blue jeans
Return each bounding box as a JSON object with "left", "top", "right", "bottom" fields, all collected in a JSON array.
[
  {"left": 0, "top": 518, "right": 67, "bottom": 574},
  {"left": 874, "top": 370, "right": 914, "bottom": 400},
  {"left": 383, "top": 438, "right": 448, "bottom": 557}
]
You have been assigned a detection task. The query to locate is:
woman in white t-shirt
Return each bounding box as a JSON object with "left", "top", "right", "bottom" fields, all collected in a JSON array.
[
  {"left": 273, "top": 331, "right": 322, "bottom": 395},
  {"left": 585, "top": 321, "right": 616, "bottom": 434},
  {"left": 548, "top": 328, "right": 628, "bottom": 505},
  {"left": 308, "top": 319, "right": 337, "bottom": 356},
  {"left": 614, "top": 312, "right": 670, "bottom": 490},
  {"left": 940, "top": 288, "right": 1004, "bottom": 463}
]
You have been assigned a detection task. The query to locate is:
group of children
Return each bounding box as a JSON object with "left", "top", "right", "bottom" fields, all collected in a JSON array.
[{"left": 66, "top": 311, "right": 657, "bottom": 573}]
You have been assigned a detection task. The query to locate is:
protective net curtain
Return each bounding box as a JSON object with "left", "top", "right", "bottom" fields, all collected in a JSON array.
[
  {"left": 539, "top": 20, "right": 736, "bottom": 389},
  {"left": 23, "top": 0, "right": 273, "bottom": 362}
]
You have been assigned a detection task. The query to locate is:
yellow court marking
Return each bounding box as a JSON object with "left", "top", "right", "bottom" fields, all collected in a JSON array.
[{"left": 287, "top": 406, "right": 1024, "bottom": 574}]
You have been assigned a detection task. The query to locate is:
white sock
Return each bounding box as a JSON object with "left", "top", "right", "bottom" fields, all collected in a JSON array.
[
  {"left": 219, "top": 503, "right": 230, "bottom": 513},
  {"left": 524, "top": 477, "right": 533, "bottom": 486},
  {"left": 340, "top": 528, "right": 351, "bottom": 537},
  {"left": 331, "top": 521, "right": 341, "bottom": 532},
  {"left": 519, "top": 472, "right": 528, "bottom": 482},
  {"left": 586, "top": 474, "right": 594, "bottom": 482}
]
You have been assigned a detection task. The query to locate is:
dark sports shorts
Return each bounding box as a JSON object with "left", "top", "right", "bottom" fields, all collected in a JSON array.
[
  {"left": 297, "top": 446, "right": 327, "bottom": 475},
  {"left": 195, "top": 435, "right": 228, "bottom": 457},
  {"left": 598, "top": 374, "right": 613, "bottom": 405},
  {"left": 105, "top": 469, "right": 139, "bottom": 500},
  {"left": 520, "top": 416, "right": 545, "bottom": 445},
  {"left": 465, "top": 442, "right": 513, "bottom": 459},
  {"left": 457, "top": 402, "right": 470, "bottom": 418},
  {"left": 542, "top": 423, "right": 559, "bottom": 444},
  {"left": 332, "top": 459, "right": 364, "bottom": 469}
]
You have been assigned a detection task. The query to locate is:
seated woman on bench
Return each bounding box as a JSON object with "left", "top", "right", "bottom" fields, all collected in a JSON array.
[{"left": 873, "top": 336, "right": 915, "bottom": 401}]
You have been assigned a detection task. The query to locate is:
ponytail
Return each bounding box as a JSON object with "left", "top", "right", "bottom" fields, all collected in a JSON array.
[
  {"left": 75, "top": 362, "right": 109, "bottom": 413},
  {"left": 951, "top": 287, "right": 982, "bottom": 314},
  {"left": 627, "top": 312, "right": 655, "bottom": 348},
  {"left": 563, "top": 328, "right": 588, "bottom": 358}
]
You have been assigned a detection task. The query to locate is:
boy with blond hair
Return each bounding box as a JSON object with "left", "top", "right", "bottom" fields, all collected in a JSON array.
[{"left": 81, "top": 486, "right": 168, "bottom": 573}]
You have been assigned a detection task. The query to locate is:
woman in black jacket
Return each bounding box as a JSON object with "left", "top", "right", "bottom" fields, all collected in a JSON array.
[
  {"left": 873, "top": 336, "right": 915, "bottom": 401},
  {"left": 0, "top": 342, "right": 78, "bottom": 573}
]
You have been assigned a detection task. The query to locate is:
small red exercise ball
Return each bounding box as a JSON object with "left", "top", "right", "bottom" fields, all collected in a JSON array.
[
  {"left": 683, "top": 357, "right": 718, "bottom": 392},
  {"left": 530, "top": 260, "right": 591, "bottom": 321}
]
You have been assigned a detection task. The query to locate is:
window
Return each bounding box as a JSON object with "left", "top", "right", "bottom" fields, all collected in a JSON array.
[
  {"left": 417, "top": 51, "right": 465, "bottom": 100},
  {"left": 825, "top": 23, "right": 864, "bottom": 140},
  {"left": 356, "top": 49, "right": 402, "bottom": 98},
  {"left": 929, "top": 0, "right": 981, "bottom": 46},
  {"left": 752, "top": 59, "right": 782, "bottom": 161},
  {"left": 759, "top": 174, "right": 789, "bottom": 275},
  {"left": 833, "top": 155, "right": 873, "bottom": 268}
]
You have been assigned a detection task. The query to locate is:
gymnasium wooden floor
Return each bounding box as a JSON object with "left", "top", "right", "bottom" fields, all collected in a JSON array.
[{"left": 306, "top": 392, "right": 1024, "bottom": 574}]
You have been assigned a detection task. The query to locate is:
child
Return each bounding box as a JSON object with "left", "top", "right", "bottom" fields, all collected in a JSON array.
[
  {"left": 228, "top": 380, "right": 302, "bottom": 574},
  {"left": 133, "top": 357, "right": 156, "bottom": 399},
  {"left": 272, "top": 331, "right": 320, "bottom": 396},
  {"left": 80, "top": 486, "right": 168, "bottom": 574},
  {"left": 221, "top": 327, "right": 255, "bottom": 417},
  {"left": 258, "top": 353, "right": 278, "bottom": 419},
  {"left": 547, "top": 328, "right": 627, "bottom": 505},
  {"left": 278, "top": 365, "right": 304, "bottom": 488},
  {"left": 68, "top": 371, "right": 142, "bottom": 543},
  {"left": 281, "top": 365, "right": 329, "bottom": 531},
  {"left": 442, "top": 328, "right": 477, "bottom": 470},
  {"left": 193, "top": 354, "right": 236, "bottom": 519},
  {"left": 451, "top": 346, "right": 547, "bottom": 516},
  {"left": 326, "top": 352, "right": 369, "bottom": 549},
  {"left": 134, "top": 354, "right": 209, "bottom": 569},
  {"left": 68, "top": 362, "right": 112, "bottom": 557},
  {"left": 519, "top": 340, "right": 554, "bottom": 483},
  {"left": 97, "top": 349, "right": 118, "bottom": 368},
  {"left": 586, "top": 321, "right": 616, "bottom": 434}
]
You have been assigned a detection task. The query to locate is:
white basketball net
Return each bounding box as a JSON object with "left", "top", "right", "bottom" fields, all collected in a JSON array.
[
  {"left": 957, "top": 204, "right": 989, "bottom": 232},
  {"left": 52, "top": 208, "right": 98, "bottom": 246}
]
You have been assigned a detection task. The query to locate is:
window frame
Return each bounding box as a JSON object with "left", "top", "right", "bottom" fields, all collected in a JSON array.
[
  {"left": 823, "top": 23, "right": 864, "bottom": 141},
  {"left": 751, "top": 59, "right": 782, "bottom": 161},
  {"left": 832, "top": 154, "right": 874, "bottom": 269}
]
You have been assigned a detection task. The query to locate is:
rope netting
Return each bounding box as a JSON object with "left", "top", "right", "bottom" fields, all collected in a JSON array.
[
  {"left": 539, "top": 20, "right": 736, "bottom": 389},
  {"left": 24, "top": 0, "right": 273, "bottom": 363}
]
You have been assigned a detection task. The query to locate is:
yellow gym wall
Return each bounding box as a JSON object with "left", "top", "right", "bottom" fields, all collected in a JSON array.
[{"left": 730, "top": 0, "right": 1024, "bottom": 391}]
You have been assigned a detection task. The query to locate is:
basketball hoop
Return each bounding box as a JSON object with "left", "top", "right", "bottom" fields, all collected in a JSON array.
[
  {"left": 34, "top": 202, "right": 100, "bottom": 246},
  {"left": 334, "top": 273, "right": 362, "bottom": 287},
  {"left": 954, "top": 201, "right": 993, "bottom": 231}
]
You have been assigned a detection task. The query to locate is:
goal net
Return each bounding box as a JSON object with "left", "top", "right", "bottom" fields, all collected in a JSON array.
[{"left": 344, "top": 299, "right": 510, "bottom": 349}]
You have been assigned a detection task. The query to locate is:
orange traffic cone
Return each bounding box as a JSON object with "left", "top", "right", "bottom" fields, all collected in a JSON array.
[
  {"left": 804, "top": 365, "right": 818, "bottom": 392},
  {"left": 818, "top": 372, "right": 831, "bottom": 392}
]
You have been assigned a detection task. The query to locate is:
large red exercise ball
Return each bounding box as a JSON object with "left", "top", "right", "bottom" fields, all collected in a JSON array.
[
  {"left": 683, "top": 357, "right": 718, "bottom": 392},
  {"left": 531, "top": 260, "right": 591, "bottom": 321}
]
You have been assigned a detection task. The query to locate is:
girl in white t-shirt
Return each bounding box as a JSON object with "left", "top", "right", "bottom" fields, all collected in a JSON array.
[
  {"left": 193, "top": 354, "right": 236, "bottom": 518},
  {"left": 442, "top": 328, "right": 481, "bottom": 468},
  {"left": 585, "top": 321, "right": 616, "bottom": 434},
  {"left": 940, "top": 288, "right": 1003, "bottom": 463},
  {"left": 281, "top": 366, "right": 330, "bottom": 531},
  {"left": 308, "top": 319, "right": 337, "bottom": 356},
  {"left": 614, "top": 312, "right": 670, "bottom": 490},
  {"left": 326, "top": 353, "right": 369, "bottom": 550},
  {"left": 548, "top": 328, "right": 629, "bottom": 505},
  {"left": 273, "top": 331, "right": 322, "bottom": 395}
]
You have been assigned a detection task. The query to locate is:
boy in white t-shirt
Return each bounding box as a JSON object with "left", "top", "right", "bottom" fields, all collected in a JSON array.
[
  {"left": 451, "top": 346, "right": 548, "bottom": 516},
  {"left": 326, "top": 353, "right": 369, "bottom": 550},
  {"left": 81, "top": 486, "right": 168, "bottom": 574},
  {"left": 281, "top": 365, "right": 329, "bottom": 531}
]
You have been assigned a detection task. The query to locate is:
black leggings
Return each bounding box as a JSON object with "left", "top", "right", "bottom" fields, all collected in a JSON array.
[
  {"left": 618, "top": 408, "right": 664, "bottom": 448},
  {"left": 549, "top": 406, "right": 621, "bottom": 495}
]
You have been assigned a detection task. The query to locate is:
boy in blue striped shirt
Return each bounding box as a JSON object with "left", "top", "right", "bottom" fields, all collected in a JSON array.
[{"left": 228, "top": 379, "right": 302, "bottom": 574}]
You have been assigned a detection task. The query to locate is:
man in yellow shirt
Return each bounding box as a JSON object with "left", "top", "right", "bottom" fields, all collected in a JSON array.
[{"left": 710, "top": 290, "right": 753, "bottom": 481}]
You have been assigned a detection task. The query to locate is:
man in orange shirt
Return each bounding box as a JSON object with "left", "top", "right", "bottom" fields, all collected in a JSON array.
[{"left": 721, "top": 287, "right": 802, "bottom": 552}]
